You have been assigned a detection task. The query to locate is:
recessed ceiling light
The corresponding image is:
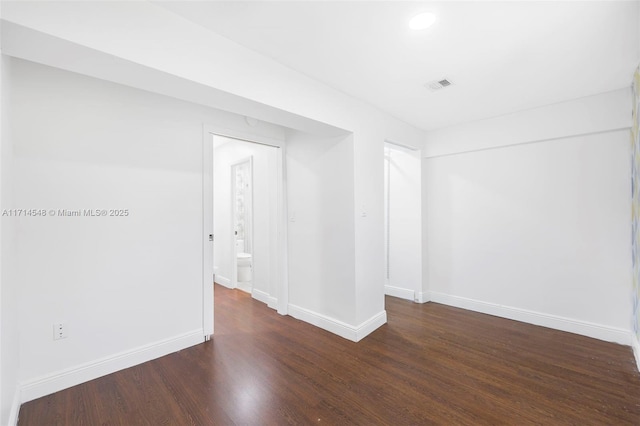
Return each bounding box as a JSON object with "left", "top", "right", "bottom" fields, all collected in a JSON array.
[{"left": 409, "top": 12, "right": 436, "bottom": 30}]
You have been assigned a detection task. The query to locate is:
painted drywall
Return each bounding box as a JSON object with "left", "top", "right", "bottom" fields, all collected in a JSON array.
[
  {"left": 1, "top": 54, "right": 20, "bottom": 425},
  {"left": 631, "top": 0, "right": 640, "bottom": 371},
  {"left": 213, "top": 136, "right": 279, "bottom": 303},
  {"left": 8, "top": 58, "right": 288, "bottom": 401},
  {"left": 425, "top": 89, "right": 631, "bottom": 158},
  {"left": 384, "top": 146, "right": 422, "bottom": 301},
  {"left": 286, "top": 130, "right": 356, "bottom": 326},
  {"left": 1, "top": 1, "right": 427, "bottom": 332},
  {"left": 1, "top": 2, "right": 422, "bottom": 139},
  {"left": 352, "top": 128, "right": 387, "bottom": 326},
  {"left": 0, "top": 4, "right": 428, "bottom": 407},
  {"left": 637, "top": 3, "right": 640, "bottom": 62},
  {"left": 632, "top": 66, "right": 640, "bottom": 347},
  {"left": 423, "top": 90, "right": 632, "bottom": 343}
]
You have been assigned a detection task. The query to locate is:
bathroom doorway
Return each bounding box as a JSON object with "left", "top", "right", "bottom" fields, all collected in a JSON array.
[
  {"left": 231, "top": 157, "right": 253, "bottom": 293},
  {"left": 208, "top": 132, "right": 283, "bottom": 318}
]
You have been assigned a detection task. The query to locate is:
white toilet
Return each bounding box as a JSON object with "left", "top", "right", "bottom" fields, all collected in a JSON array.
[{"left": 236, "top": 239, "right": 252, "bottom": 282}]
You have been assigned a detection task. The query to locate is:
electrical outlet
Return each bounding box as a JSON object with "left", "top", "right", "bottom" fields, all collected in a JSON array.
[{"left": 53, "top": 322, "right": 67, "bottom": 340}]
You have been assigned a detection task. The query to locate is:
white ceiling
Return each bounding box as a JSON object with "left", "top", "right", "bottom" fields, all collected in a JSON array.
[{"left": 157, "top": 1, "right": 639, "bottom": 131}]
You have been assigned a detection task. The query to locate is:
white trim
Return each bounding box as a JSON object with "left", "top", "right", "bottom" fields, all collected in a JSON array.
[
  {"left": 384, "top": 285, "right": 415, "bottom": 301},
  {"left": 205, "top": 125, "right": 285, "bottom": 149},
  {"left": 429, "top": 291, "right": 632, "bottom": 345},
  {"left": 632, "top": 334, "right": 640, "bottom": 373},
  {"left": 252, "top": 288, "right": 277, "bottom": 310},
  {"left": 355, "top": 311, "right": 387, "bottom": 342},
  {"left": 215, "top": 274, "right": 232, "bottom": 289},
  {"left": 276, "top": 144, "right": 289, "bottom": 316},
  {"left": 202, "top": 125, "right": 214, "bottom": 337},
  {"left": 20, "top": 330, "right": 204, "bottom": 403},
  {"left": 288, "top": 304, "right": 387, "bottom": 342},
  {"left": 416, "top": 291, "right": 431, "bottom": 304},
  {"left": 236, "top": 281, "right": 252, "bottom": 294},
  {"left": 288, "top": 304, "right": 354, "bottom": 341},
  {"left": 424, "top": 127, "right": 630, "bottom": 159},
  {"left": 7, "top": 389, "right": 20, "bottom": 426},
  {"left": 384, "top": 138, "right": 420, "bottom": 153}
]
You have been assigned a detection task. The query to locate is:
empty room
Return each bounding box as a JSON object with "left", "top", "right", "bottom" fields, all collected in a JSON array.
[{"left": 2, "top": 1, "right": 640, "bottom": 424}]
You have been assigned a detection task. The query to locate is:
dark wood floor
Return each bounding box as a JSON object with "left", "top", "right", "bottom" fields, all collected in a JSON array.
[{"left": 19, "top": 285, "right": 640, "bottom": 425}]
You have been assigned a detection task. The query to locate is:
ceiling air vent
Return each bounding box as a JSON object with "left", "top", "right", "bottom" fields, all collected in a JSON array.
[{"left": 425, "top": 78, "right": 453, "bottom": 92}]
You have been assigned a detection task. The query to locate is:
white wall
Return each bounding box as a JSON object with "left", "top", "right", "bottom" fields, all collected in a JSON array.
[
  {"left": 352, "top": 129, "right": 388, "bottom": 328},
  {"left": 286, "top": 131, "right": 357, "bottom": 329},
  {"left": 425, "top": 89, "right": 630, "bottom": 158},
  {"left": 384, "top": 146, "right": 422, "bottom": 301},
  {"left": 9, "top": 58, "right": 287, "bottom": 402},
  {"left": 1, "top": 0, "right": 427, "bottom": 334},
  {"left": 637, "top": 2, "right": 640, "bottom": 61},
  {"left": 0, "top": 5, "right": 428, "bottom": 411},
  {"left": 213, "top": 136, "right": 279, "bottom": 306},
  {"left": 423, "top": 90, "right": 632, "bottom": 344},
  {"left": 1, "top": 54, "right": 20, "bottom": 425}
]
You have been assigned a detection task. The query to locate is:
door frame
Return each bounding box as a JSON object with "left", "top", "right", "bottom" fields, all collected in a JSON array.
[
  {"left": 202, "top": 124, "right": 289, "bottom": 338},
  {"left": 230, "top": 156, "right": 253, "bottom": 293},
  {"left": 382, "top": 140, "right": 423, "bottom": 304}
]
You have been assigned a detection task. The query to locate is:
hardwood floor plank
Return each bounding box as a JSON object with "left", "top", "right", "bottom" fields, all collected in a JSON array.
[{"left": 18, "top": 285, "right": 640, "bottom": 425}]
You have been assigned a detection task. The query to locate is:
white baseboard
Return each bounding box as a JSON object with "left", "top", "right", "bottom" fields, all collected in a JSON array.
[
  {"left": 237, "top": 281, "right": 251, "bottom": 294},
  {"left": 632, "top": 334, "right": 640, "bottom": 372},
  {"left": 252, "top": 288, "right": 277, "bottom": 310},
  {"left": 20, "top": 329, "right": 204, "bottom": 403},
  {"left": 7, "top": 388, "right": 20, "bottom": 426},
  {"left": 356, "top": 311, "right": 387, "bottom": 341},
  {"left": 429, "top": 291, "right": 632, "bottom": 345},
  {"left": 288, "top": 304, "right": 386, "bottom": 342},
  {"left": 215, "top": 275, "right": 232, "bottom": 288},
  {"left": 383, "top": 285, "right": 429, "bottom": 304},
  {"left": 416, "top": 291, "right": 431, "bottom": 304},
  {"left": 384, "top": 285, "right": 415, "bottom": 301}
]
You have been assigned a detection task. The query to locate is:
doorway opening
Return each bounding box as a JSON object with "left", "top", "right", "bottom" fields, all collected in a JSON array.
[
  {"left": 213, "top": 134, "right": 279, "bottom": 299},
  {"left": 383, "top": 140, "right": 422, "bottom": 303},
  {"left": 203, "top": 129, "right": 286, "bottom": 337}
]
